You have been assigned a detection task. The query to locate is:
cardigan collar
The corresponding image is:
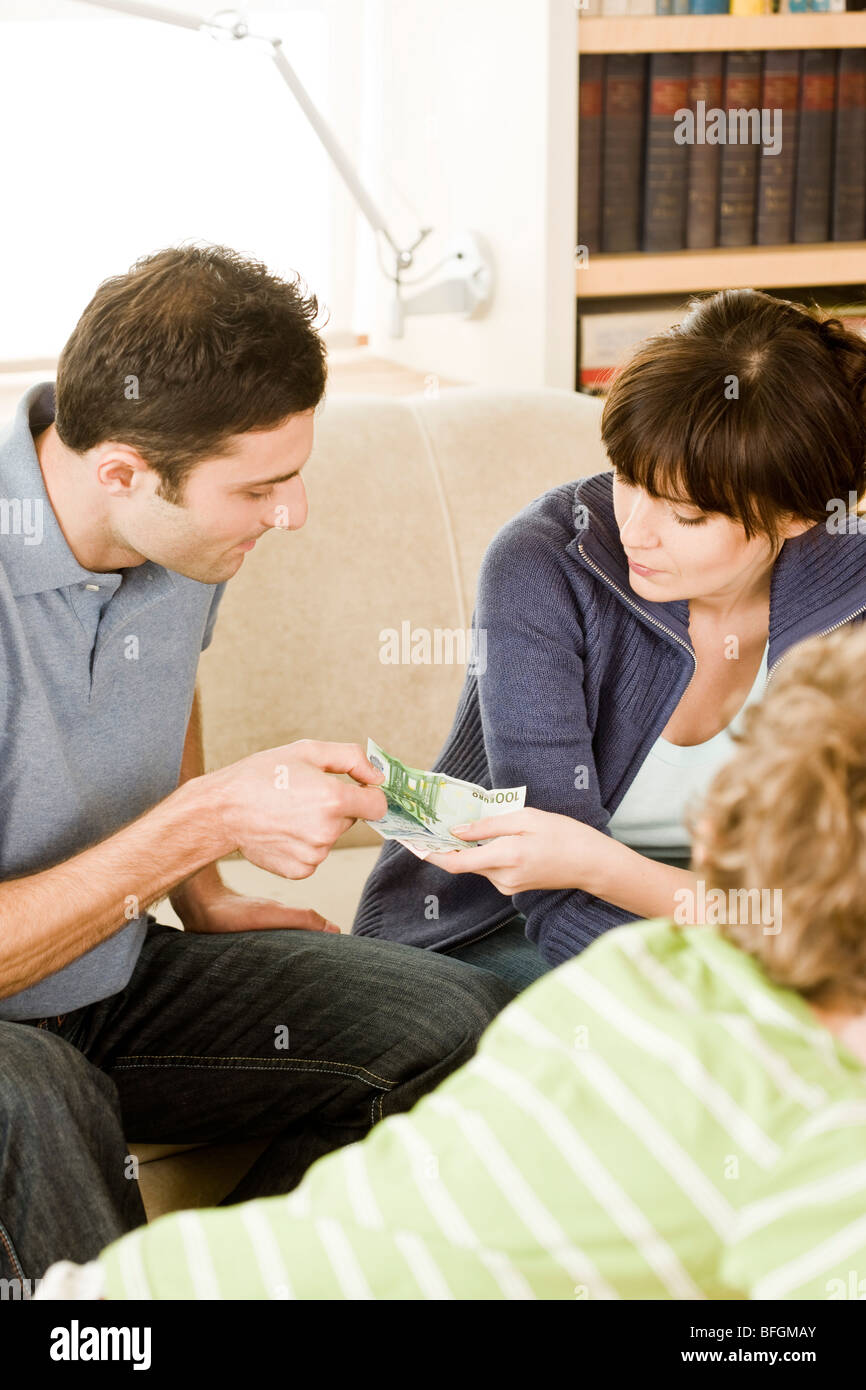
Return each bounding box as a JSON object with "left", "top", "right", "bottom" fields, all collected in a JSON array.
[{"left": 566, "top": 471, "right": 866, "bottom": 674}]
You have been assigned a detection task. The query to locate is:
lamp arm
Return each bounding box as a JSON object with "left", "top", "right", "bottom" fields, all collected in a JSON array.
[
  {"left": 268, "top": 41, "right": 398, "bottom": 256},
  {"left": 72, "top": 0, "right": 419, "bottom": 264},
  {"left": 72, "top": 0, "right": 204, "bottom": 30}
]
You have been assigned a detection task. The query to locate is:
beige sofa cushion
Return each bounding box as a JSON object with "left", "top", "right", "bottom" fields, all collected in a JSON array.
[
  {"left": 156, "top": 846, "right": 382, "bottom": 934},
  {"left": 197, "top": 387, "right": 607, "bottom": 848}
]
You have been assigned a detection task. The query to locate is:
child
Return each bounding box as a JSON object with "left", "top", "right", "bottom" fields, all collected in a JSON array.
[{"left": 38, "top": 628, "right": 866, "bottom": 1299}]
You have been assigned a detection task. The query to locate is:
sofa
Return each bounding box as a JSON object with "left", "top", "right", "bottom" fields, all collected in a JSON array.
[{"left": 134, "top": 384, "right": 609, "bottom": 1218}]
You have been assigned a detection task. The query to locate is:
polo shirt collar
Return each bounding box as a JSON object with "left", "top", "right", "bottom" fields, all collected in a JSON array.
[{"left": 0, "top": 382, "right": 174, "bottom": 603}]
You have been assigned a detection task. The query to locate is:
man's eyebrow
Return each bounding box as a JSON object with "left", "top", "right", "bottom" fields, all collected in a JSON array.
[{"left": 229, "top": 468, "right": 301, "bottom": 491}]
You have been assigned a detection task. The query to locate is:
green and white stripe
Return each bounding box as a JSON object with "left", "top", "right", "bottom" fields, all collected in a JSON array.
[{"left": 98, "top": 920, "right": 866, "bottom": 1301}]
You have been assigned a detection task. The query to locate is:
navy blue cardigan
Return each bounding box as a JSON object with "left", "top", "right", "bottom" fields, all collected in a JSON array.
[{"left": 352, "top": 470, "right": 866, "bottom": 964}]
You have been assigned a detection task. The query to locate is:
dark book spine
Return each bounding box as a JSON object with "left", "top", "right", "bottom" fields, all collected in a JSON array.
[
  {"left": 756, "top": 50, "right": 800, "bottom": 245},
  {"left": 578, "top": 55, "right": 604, "bottom": 255},
  {"left": 793, "top": 49, "right": 837, "bottom": 243},
  {"left": 642, "top": 52, "right": 691, "bottom": 252},
  {"left": 832, "top": 48, "right": 866, "bottom": 241},
  {"left": 686, "top": 51, "right": 723, "bottom": 248},
  {"left": 718, "top": 50, "right": 763, "bottom": 247},
  {"left": 601, "top": 54, "right": 647, "bottom": 252}
]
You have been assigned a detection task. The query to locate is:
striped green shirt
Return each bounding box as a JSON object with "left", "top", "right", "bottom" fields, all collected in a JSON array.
[{"left": 99, "top": 919, "right": 866, "bottom": 1300}]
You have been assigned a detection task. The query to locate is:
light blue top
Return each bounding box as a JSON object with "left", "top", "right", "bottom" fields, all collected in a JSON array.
[
  {"left": 0, "top": 384, "right": 225, "bottom": 1019},
  {"left": 607, "top": 640, "right": 768, "bottom": 860}
]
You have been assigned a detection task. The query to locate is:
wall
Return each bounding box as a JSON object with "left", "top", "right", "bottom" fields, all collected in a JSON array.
[{"left": 364, "top": 0, "right": 577, "bottom": 389}]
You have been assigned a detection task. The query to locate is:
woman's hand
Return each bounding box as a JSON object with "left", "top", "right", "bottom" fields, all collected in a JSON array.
[{"left": 424, "top": 808, "right": 605, "bottom": 895}]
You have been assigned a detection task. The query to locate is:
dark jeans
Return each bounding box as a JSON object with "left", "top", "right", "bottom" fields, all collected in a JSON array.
[
  {"left": 445, "top": 852, "right": 696, "bottom": 994},
  {"left": 0, "top": 918, "right": 514, "bottom": 1290},
  {"left": 444, "top": 915, "right": 552, "bottom": 994}
]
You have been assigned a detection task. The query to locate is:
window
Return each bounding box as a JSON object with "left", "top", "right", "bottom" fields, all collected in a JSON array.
[{"left": 0, "top": 2, "right": 350, "bottom": 361}]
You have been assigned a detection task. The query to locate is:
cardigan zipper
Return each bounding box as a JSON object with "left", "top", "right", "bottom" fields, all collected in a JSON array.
[
  {"left": 440, "top": 544, "right": 698, "bottom": 956},
  {"left": 577, "top": 542, "right": 697, "bottom": 672},
  {"left": 578, "top": 541, "right": 866, "bottom": 684},
  {"left": 766, "top": 603, "right": 866, "bottom": 684}
]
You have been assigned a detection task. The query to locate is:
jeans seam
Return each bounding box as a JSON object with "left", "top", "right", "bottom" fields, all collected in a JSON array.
[
  {"left": 0, "top": 1217, "right": 26, "bottom": 1283},
  {"left": 111, "top": 1055, "right": 396, "bottom": 1087},
  {"left": 112, "top": 1058, "right": 393, "bottom": 1130}
]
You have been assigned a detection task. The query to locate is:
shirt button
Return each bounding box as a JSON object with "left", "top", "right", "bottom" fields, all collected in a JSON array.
[{"left": 84, "top": 583, "right": 100, "bottom": 591}]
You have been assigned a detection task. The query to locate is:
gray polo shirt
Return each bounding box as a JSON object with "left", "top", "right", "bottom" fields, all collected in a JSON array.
[{"left": 0, "top": 383, "right": 226, "bottom": 1020}]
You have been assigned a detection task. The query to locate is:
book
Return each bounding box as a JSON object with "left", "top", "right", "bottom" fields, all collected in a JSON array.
[
  {"left": 718, "top": 50, "right": 763, "bottom": 246},
  {"left": 756, "top": 50, "right": 800, "bottom": 244},
  {"left": 686, "top": 51, "right": 724, "bottom": 249},
  {"left": 832, "top": 48, "right": 866, "bottom": 239},
  {"left": 601, "top": 55, "right": 647, "bottom": 253},
  {"left": 689, "top": 0, "right": 729, "bottom": 11},
  {"left": 578, "top": 55, "right": 604, "bottom": 257},
  {"left": 579, "top": 303, "right": 691, "bottom": 393},
  {"left": 793, "top": 49, "right": 837, "bottom": 241},
  {"left": 643, "top": 53, "right": 691, "bottom": 253}
]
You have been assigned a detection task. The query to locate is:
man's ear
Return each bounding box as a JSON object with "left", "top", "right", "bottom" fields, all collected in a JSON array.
[{"left": 92, "top": 442, "right": 153, "bottom": 498}]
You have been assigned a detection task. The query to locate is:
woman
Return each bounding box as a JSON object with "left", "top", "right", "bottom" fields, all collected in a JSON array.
[{"left": 352, "top": 289, "right": 866, "bottom": 992}]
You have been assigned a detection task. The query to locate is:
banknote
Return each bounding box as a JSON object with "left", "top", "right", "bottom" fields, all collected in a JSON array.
[{"left": 365, "top": 737, "right": 526, "bottom": 856}]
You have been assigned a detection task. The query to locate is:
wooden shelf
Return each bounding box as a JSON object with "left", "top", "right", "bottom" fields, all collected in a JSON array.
[
  {"left": 577, "top": 242, "right": 866, "bottom": 297},
  {"left": 578, "top": 13, "right": 866, "bottom": 53}
]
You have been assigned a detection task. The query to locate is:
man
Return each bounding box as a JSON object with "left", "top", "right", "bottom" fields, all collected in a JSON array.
[{"left": 0, "top": 245, "right": 514, "bottom": 1294}]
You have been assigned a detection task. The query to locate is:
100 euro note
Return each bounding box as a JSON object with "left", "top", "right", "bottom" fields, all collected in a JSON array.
[{"left": 364, "top": 737, "right": 526, "bottom": 859}]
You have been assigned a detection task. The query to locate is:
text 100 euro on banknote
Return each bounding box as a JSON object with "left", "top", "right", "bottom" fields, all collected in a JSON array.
[{"left": 364, "top": 738, "right": 526, "bottom": 859}]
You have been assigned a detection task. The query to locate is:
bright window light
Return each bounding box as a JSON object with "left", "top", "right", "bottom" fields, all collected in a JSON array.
[{"left": 0, "top": 7, "right": 331, "bottom": 362}]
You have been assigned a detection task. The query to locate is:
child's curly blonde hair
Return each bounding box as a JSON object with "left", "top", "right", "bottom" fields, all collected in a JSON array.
[{"left": 692, "top": 625, "right": 866, "bottom": 1010}]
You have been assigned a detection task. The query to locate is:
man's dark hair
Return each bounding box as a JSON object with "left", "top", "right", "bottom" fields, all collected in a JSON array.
[
  {"left": 601, "top": 287, "right": 866, "bottom": 548},
  {"left": 55, "top": 244, "right": 328, "bottom": 503}
]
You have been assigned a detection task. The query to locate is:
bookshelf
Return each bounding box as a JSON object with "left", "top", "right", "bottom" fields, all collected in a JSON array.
[
  {"left": 578, "top": 241, "right": 866, "bottom": 296},
  {"left": 577, "top": 11, "right": 866, "bottom": 373},
  {"left": 579, "top": 14, "right": 866, "bottom": 54},
  {"left": 369, "top": 3, "right": 866, "bottom": 392}
]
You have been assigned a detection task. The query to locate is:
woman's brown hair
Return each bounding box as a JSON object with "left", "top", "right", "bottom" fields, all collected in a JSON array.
[{"left": 601, "top": 288, "right": 866, "bottom": 547}]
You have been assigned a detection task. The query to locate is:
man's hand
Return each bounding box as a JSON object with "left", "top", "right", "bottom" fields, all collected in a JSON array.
[
  {"left": 206, "top": 739, "right": 387, "bottom": 880},
  {"left": 170, "top": 876, "right": 341, "bottom": 935}
]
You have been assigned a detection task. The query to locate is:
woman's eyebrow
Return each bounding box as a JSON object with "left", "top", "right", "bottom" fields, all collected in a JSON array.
[{"left": 657, "top": 490, "right": 701, "bottom": 507}]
